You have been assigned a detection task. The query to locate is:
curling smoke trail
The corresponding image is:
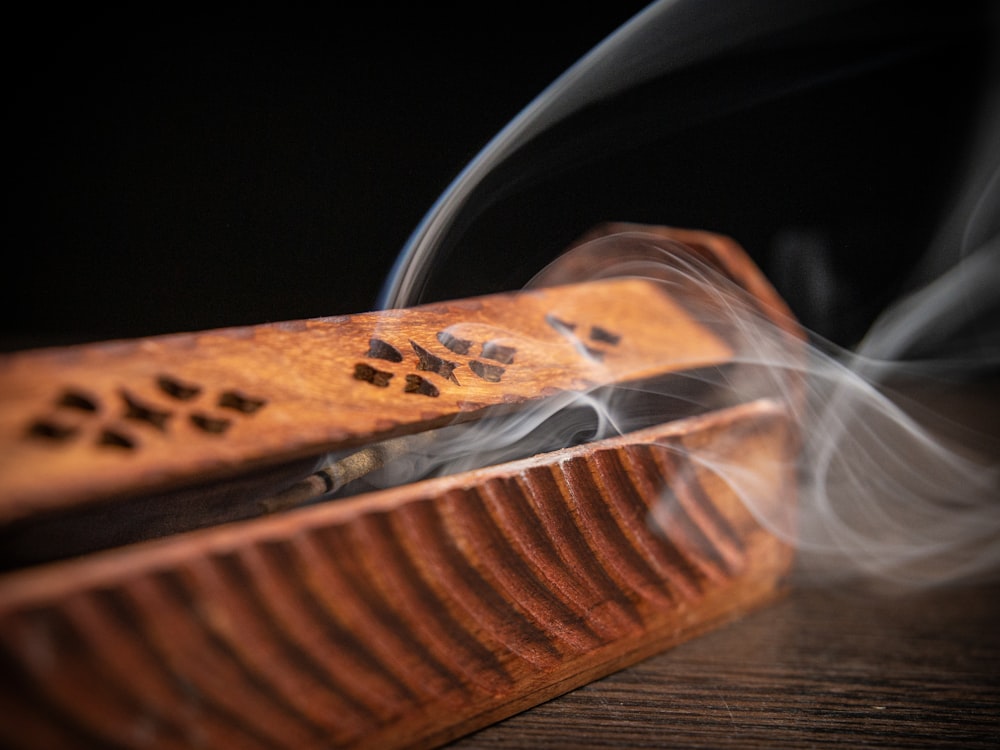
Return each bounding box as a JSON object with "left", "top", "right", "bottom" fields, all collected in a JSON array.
[
  {"left": 381, "top": 230, "right": 1000, "bottom": 588},
  {"left": 370, "top": 0, "right": 1000, "bottom": 588},
  {"left": 610, "top": 233, "right": 998, "bottom": 591},
  {"left": 378, "top": 0, "right": 884, "bottom": 311}
]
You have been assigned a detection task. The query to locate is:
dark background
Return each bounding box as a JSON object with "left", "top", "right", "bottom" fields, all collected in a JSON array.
[{"left": 4, "top": 2, "right": 997, "bottom": 353}]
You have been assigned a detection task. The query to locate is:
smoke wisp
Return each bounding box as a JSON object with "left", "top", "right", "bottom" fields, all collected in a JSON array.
[
  {"left": 340, "top": 230, "right": 1000, "bottom": 589},
  {"left": 362, "top": 0, "right": 1000, "bottom": 589}
]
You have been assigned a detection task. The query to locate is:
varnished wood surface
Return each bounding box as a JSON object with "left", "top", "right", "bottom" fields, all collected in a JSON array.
[
  {"left": 0, "top": 401, "right": 796, "bottom": 750},
  {"left": 449, "top": 578, "right": 1000, "bottom": 749},
  {"left": 449, "top": 379, "right": 1000, "bottom": 749},
  {"left": 0, "top": 224, "right": 807, "bottom": 568},
  {"left": 0, "top": 277, "right": 732, "bottom": 523},
  {"left": 0, "top": 225, "right": 809, "bottom": 747}
]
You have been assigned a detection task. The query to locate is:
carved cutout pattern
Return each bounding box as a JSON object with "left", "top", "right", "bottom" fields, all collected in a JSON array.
[
  {"left": 366, "top": 338, "right": 403, "bottom": 363},
  {"left": 25, "top": 377, "right": 267, "bottom": 452},
  {"left": 546, "top": 315, "right": 622, "bottom": 363},
  {"left": 354, "top": 363, "right": 393, "bottom": 387},
  {"left": 355, "top": 314, "right": 622, "bottom": 397},
  {"left": 356, "top": 328, "right": 523, "bottom": 398}
]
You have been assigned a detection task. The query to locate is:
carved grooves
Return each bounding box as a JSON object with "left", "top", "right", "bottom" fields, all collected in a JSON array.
[
  {"left": 395, "top": 495, "right": 562, "bottom": 668},
  {"left": 439, "top": 486, "right": 607, "bottom": 654},
  {"left": 556, "top": 455, "right": 679, "bottom": 606},
  {"left": 479, "top": 475, "right": 638, "bottom": 641},
  {"left": 137, "top": 570, "right": 330, "bottom": 748},
  {"left": 346, "top": 511, "right": 512, "bottom": 695},
  {"left": 284, "top": 531, "right": 464, "bottom": 705},
  {"left": 0, "top": 606, "right": 167, "bottom": 749},
  {"left": 0, "top": 440, "right": 748, "bottom": 748},
  {"left": 582, "top": 448, "right": 704, "bottom": 597},
  {"left": 643, "top": 443, "right": 747, "bottom": 576},
  {"left": 177, "top": 556, "right": 380, "bottom": 740}
]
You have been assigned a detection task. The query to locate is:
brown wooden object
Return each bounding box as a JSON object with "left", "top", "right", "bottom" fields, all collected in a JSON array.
[
  {"left": 1, "top": 276, "right": 732, "bottom": 526},
  {"left": 0, "top": 225, "right": 802, "bottom": 749}
]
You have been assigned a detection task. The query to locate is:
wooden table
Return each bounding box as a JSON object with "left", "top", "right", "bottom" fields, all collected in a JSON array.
[{"left": 450, "top": 578, "right": 1000, "bottom": 748}]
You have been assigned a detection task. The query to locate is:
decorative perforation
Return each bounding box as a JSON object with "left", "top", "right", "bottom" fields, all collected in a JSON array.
[
  {"left": 354, "top": 327, "right": 523, "bottom": 398},
  {"left": 353, "top": 313, "right": 622, "bottom": 398},
  {"left": 25, "top": 377, "right": 267, "bottom": 452},
  {"left": 546, "top": 314, "right": 622, "bottom": 362}
]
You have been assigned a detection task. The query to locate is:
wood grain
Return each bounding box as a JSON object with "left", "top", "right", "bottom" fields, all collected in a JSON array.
[
  {"left": 448, "top": 580, "right": 1000, "bottom": 749},
  {"left": 0, "top": 225, "right": 806, "bottom": 748},
  {"left": 0, "top": 277, "right": 733, "bottom": 523},
  {"left": 444, "top": 378, "right": 1000, "bottom": 749},
  {"left": 0, "top": 399, "right": 796, "bottom": 750}
]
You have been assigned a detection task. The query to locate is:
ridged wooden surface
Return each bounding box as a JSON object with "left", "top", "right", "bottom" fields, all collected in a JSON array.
[{"left": 0, "top": 400, "right": 795, "bottom": 750}]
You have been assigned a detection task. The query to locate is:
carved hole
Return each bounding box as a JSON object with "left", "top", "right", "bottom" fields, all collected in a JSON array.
[
  {"left": 218, "top": 390, "right": 267, "bottom": 414},
  {"left": 121, "top": 391, "right": 171, "bottom": 431},
  {"left": 589, "top": 325, "right": 621, "bottom": 346},
  {"left": 481, "top": 341, "right": 516, "bottom": 365},
  {"left": 437, "top": 331, "right": 473, "bottom": 355},
  {"left": 404, "top": 374, "right": 440, "bottom": 397},
  {"left": 27, "top": 419, "right": 79, "bottom": 441},
  {"left": 546, "top": 314, "right": 608, "bottom": 361},
  {"left": 366, "top": 338, "right": 403, "bottom": 363},
  {"left": 157, "top": 375, "right": 202, "bottom": 401},
  {"left": 354, "top": 363, "right": 393, "bottom": 387},
  {"left": 98, "top": 429, "right": 136, "bottom": 449},
  {"left": 410, "top": 341, "right": 459, "bottom": 384},
  {"left": 57, "top": 390, "right": 99, "bottom": 412},
  {"left": 190, "top": 413, "right": 232, "bottom": 434},
  {"left": 545, "top": 314, "right": 577, "bottom": 335},
  {"left": 469, "top": 360, "right": 505, "bottom": 383}
]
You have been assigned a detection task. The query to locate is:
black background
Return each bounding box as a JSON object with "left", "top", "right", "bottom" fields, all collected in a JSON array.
[{"left": 5, "top": 2, "right": 997, "bottom": 352}]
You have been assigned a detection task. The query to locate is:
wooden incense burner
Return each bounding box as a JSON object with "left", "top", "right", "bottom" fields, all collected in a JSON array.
[{"left": 0, "top": 225, "right": 802, "bottom": 749}]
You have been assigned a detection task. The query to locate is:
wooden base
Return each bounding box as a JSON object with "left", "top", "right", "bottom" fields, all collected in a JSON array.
[
  {"left": 0, "top": 225, "right": 802, "bottom": 748},
  {"left": 0, "top": 399, "right": 795, "bottom": 749}
]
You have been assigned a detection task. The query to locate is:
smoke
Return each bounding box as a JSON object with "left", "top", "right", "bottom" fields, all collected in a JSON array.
[
  {"left": 378, "top": 0, "right": 991, "bottom": 313},
  {"left": 359, "top": 0, "right": 1000, "bottom": 589},
  {"left": 378, "top": 0, "right": 883, "bottom": 310},
  {"left": 349, "top": 229, "right": 1000, "bottom": 590}
]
